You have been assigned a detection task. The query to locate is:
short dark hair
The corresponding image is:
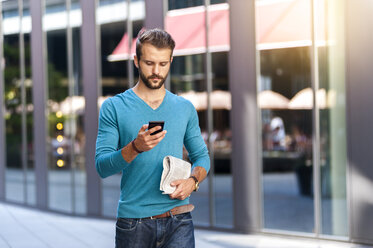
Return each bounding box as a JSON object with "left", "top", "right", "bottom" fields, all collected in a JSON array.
[{"left": 136, "top": 28, "right": 176, "bottom": 61}]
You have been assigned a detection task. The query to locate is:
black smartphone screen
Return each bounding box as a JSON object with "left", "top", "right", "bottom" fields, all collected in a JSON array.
[{"left": 148, "top": 121, "right": 165, "bottom": 135}]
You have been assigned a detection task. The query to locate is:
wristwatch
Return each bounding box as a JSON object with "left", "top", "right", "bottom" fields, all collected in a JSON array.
[{"left": 189, "top": 176, "right": 199, "bottom": 192}]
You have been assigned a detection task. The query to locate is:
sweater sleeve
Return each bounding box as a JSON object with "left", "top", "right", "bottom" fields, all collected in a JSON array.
[
  {"left": 183, "top": 104, "right": 210, "bottom": 173},
  {"left": 95, "top": 98, "right": 130, "bottom": 178}
]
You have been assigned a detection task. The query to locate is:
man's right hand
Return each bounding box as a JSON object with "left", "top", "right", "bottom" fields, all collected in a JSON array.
[
  {"left": 121, "top": 124, "right": 166, "bottom": 163},
  {"left": 133, "top": 124, "right": 167, "bottom": 152}
]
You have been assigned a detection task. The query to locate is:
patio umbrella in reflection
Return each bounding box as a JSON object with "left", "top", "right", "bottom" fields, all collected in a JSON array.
[
  {"left": 60, "top": 96, "right": 85, "bottom": 114},
  {"left": 58, "top": 95, "right": 111, "bottom": 115},
  {"left": 178, "top": 91, "right": 206, "bottom": 111},
  {"left": 258, "top": 90, "right": 290, "bottom": 109},
  {"left": 288, "top": 88, "right": 327, "bottom": 109},
  {"left": 210, "top": 90, "right": 231, "bottom": 110},
  {"left": 179, "top": 90, "right": 231, "bottom": 111}
]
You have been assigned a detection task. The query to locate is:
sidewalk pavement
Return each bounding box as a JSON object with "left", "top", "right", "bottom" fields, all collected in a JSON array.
[{"left": 0, "top": 202, "right": 372, "bottom": 248}]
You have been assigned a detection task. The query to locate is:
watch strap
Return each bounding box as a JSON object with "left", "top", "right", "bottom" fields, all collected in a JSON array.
[
  {"left": 131, "top": 139, "right": 143, "bottom": 154},
  {"left": 189, "top": 176, "right": 199, "bottom": 191}
]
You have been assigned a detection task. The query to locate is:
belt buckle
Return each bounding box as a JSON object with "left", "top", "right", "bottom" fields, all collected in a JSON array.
[{"left": 150, "top": 216, "right": 155, "bottom": 220}]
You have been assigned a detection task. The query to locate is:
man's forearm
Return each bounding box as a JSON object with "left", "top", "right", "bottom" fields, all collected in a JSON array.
[
  {"left": 191, "top": 166, "right": 207, "bottom": 184},
  {"left": 121, "top": 140, "right": 140, "bottom": 163}
]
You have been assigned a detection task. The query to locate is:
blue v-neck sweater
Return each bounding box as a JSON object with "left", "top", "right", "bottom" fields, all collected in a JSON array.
[{"left": 95, "top": 89, "right": 210, "bottom": 218}]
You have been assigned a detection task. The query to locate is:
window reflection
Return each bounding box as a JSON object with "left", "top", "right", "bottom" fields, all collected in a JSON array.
[
  {"left": 317, "top": 0, "right": 348, "bottom": 236},
  {"left": 211, "top": 52, "right": 232, "bottom": 228},
  {"left": 257, "top": 0, "right": 348, "bottom": 236},
  {"left": 259, "top": 47, "right": 315, "bottom": 233},
  {"left": 3, "top": 1, "right": 26, "bottom": 204},
  {"left": 45, "top": 0, "right": 72, "bottom": 211},
  {"left": 2, "top": 0, "right": 35, "bottom": 205},
  {"left": 45, "top": 0, "right": 85, "bottom": 214},
  {"left": 4, "top": 32, "right": 24, "bottom": 203}
]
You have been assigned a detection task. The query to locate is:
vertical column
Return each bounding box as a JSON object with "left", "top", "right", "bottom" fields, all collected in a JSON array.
[
  {"left": 144, "top": 0, "right": 168, "bottom": 88},
  {"left": 127, "top": 0, "right": 134, "bottom": 88},
  {"left": 204, "top": 0, "right": 215, "bottom": 227},
  {"left": 229, "top": 0, "right": 261, "bottom": 233},
  {"left": 19, "top": 0, "right": 29, "bottom": 205},
  {"left": 0, "top": 2, "right": 5, "bottom": 201},
  {"left": 144, "top": 0, "right": 165, "bottom": 29},
  {"left": 81, "top": 0, "right": 101, "bottom": 216},
  {"left": 30, "top": 0, "right": 48, "bottom": 209},
  {"left": 66, "top": 0, "right": 76, "bottom": 214},
  {"left": 310, "top": 0, "right": 321, "bottom": 235},
  {"left": 346, "top": 0, "right": 373, "bottom": 244}
]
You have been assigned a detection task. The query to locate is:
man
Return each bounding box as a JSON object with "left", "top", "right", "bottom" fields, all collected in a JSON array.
[{"left": 95, "top": 29, "right": 210, "bottom": 248}]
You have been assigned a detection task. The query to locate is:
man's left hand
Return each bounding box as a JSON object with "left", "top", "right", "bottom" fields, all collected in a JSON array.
[{"left": 169, "top": 178, "right": 195, "bottom": 200}]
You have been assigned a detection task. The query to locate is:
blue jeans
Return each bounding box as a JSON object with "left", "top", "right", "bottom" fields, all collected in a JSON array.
[{"left": 115, "top": 212, "right": 195, "bottom": 248}]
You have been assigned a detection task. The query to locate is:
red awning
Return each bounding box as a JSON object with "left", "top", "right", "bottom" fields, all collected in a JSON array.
[
  {"left": 108, "top": 1, "right": 325, "bottom": 61},
  {"left": 256, "top": 0, "right": 325, "bottom": 50},
  {"left": 165, "top": 3, "right": 230, "bottom": 56},
  {"left": 107, "top": 33, "right": 137, "bottom": 62}
]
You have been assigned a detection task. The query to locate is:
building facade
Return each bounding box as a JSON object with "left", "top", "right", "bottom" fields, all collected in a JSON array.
[{"left": 1, "top": 0, "right": 373, "bottom": 245}]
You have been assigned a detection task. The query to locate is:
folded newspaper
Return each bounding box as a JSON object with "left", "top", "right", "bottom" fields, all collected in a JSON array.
[{"left": 160, "top": 156, "right": 191, "bottom": 194}]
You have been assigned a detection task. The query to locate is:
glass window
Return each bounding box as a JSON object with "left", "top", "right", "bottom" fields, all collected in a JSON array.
[
  {"left": 256, "top": 0, "right": 315, "bottom": 233},
  {"left": 3, "top": 1, "right": 23, "bottom": 203},
  {"left": 211, "top": 52, "right": 232, "bottom": 228},
  {"left": 318, "top": 0, "right": 347, "bottom": 237},
  {"left": 256, "top": 0, "right": 348, "bottom": 236},
  {"left": 45, "top": 0, "right": 71, "bottom": 213},
  {"left": 45, "top": 0, "right": 84, "bottom": 214},
  {"left": 259, "top": 47, "right": 314, "bottom": 233},
  {"left": 2, "top": 0, "right": 34, "bottom": 205}
]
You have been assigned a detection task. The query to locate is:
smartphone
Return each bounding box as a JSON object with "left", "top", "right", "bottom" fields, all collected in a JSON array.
[{"left": 148, "top": 121, "right": 165, "bottom": 135}]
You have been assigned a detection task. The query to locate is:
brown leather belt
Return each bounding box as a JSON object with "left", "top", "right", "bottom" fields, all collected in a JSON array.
[{"left": 143, "top": 204, "right": 195, "bottom": 220}]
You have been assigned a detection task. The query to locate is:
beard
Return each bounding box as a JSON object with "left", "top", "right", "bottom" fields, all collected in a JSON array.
[{"left": 138, "top": 64, "right": 169, "bottom": 90}]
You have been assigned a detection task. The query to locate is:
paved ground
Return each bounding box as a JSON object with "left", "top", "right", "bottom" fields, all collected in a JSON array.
[
  {"left": 4, "top": 170, "right": 317, "bottom": 230},
  {"left": 1, "top": 202, "right": 372, "bottom": 248}
]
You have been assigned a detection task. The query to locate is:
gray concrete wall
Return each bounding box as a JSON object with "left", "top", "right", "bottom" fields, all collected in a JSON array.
[{"left": 345, "top": 0, "right": 373, "bottom": 244}]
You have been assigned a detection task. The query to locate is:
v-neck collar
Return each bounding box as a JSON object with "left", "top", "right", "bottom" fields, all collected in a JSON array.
[{"left": 129, "top": 88, "right": 169, "bottom": 112}]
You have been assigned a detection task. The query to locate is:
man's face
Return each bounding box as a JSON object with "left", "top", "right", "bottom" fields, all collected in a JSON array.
[{"left": 135, "top": 43, "right": 173, "bottom": 90}]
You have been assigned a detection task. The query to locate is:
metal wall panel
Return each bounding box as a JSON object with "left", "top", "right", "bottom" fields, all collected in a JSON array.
[
  {"left": 145, "top": 0, "right": 165, "bottom": 29},
  {"left": 346, "top": 0, "right": 373, "bottom": 244},
  {"left": 228, "top": 0, "right": 261, "bottom": 233},
  {"left": 30, "top": 0, "right": 48, "bottom": 209},
  {"left": 81, "top": 0, "right": 101, "bottom": 216}
]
